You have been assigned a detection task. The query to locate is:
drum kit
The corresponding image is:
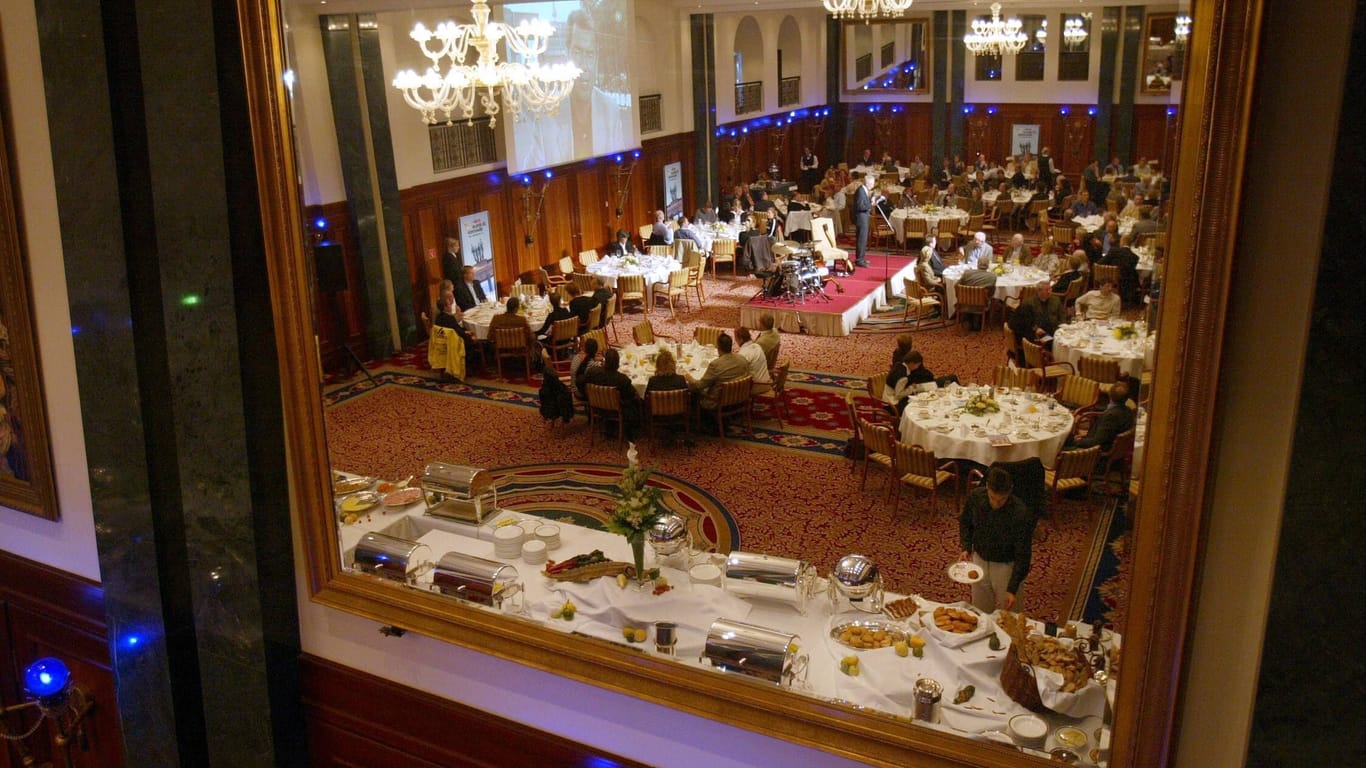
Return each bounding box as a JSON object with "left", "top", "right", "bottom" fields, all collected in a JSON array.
[{"left": 764, "top": 250, "right": 831, "bottom": 303}]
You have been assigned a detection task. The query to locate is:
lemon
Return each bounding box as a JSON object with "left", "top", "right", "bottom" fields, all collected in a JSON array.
[
  {"left": 634, "top": 628, "right": 647, "bottom": 643},
  {"left": 909, "top": 636, "right": 926, "bottom": 649},
  {"left": 551, "top": 607, "right": 564, "bottom": 619},
  {"left": 894, "top": 640, "right": 909, "bottom": 657},
  {"left": 622, "top": 626, "right": 636, "bottom": 640}
]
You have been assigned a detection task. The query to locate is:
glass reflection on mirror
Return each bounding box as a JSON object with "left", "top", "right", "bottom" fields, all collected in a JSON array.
[
  {"left": 843, "top": 19, "right": 928, "bottom": 93},
  {"left": 1142, "top": 13, "right": 1188, "bottom": 93},
  {"left": 282, "top": 0, "right": 1187, "bottom": 761}
]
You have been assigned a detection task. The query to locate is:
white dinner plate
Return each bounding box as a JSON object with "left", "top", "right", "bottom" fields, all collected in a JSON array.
[{"left": 947, "top": 561, "right": 984, "bottom": 584}]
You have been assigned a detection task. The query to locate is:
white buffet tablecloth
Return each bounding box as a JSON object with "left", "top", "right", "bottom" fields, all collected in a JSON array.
[
  {"left": 337, "top": 503, "right": 1110, "bottom": 747},
  {"left": 941, "top": 264, "right": 1051, "bottom": 319},
  {"left": 462, "top": 296, "right": 550, "bottom": 340},
  {"left": 1051, "top": 320, "right": 1156, "bottom": 380},
  {"left": 898, "top": 386, "right": 1074, "bottom": 467},
  {"left": 619, "top": 342, "right": 718, "bottom": 397},
  {"left": 587, "top": 254, "right": 681, "bottom": 289},
  {"left": 891, "top": 206, "right": 971, "bottom": 244}
]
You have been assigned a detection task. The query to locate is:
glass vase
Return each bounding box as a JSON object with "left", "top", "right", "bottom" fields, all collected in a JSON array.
[{"left": 629, "top": 534, "right": 650, "bottom": 588}]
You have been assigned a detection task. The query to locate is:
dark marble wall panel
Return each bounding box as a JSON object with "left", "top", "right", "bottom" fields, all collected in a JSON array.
[
  {"left": 931, "top": 11, "right": 948, "bottom": 165},
  {"left": 1113, "top": 7, "right": 1144, "bottom": 162},
  {"left": 1093, "top": 7, "right": 1121, "bottom": 164},
  {"left": 948, "top": 11, "right": 965, "bottom": 161},
  {"left": 35, "top": 1, "right": 184, "bottom": 763},
  {"left": 692, "top": 14, "right": 719, "bottom": 200}
]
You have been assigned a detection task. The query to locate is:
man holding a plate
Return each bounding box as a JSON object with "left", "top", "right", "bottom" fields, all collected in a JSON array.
[{"left": 957, "top": 468, "right": 1034, "bottom": 613}]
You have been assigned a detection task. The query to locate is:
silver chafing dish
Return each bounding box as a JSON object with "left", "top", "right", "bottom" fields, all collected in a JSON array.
[
  {"left": 353, "top": 532, "right": 432, "bottom": 583},
  {"left": 702, "top": 618, "right": 808, "bottom": 688},
  {"left": 648, "top": 513, "right": 691, "bottom": 563},
  {"left": 724, "top": 551, "right": 817, "bottom": 614},
  {"left": 421, "top": 463, "right": 497, "bottom": 523},
  {"left": 430, "top": 552, "right": 522, "bottom": 611},
  {"left": 829, "top": 554, "right": 884, "bottom": 614}
]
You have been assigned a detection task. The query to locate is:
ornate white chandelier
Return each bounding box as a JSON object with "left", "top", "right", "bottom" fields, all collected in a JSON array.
[
  {"left": 1063, "top": 16, "right": 1089, "bottom": 47},
  {"left": 1175, "top": 14, "right": 1192, "bottom": 43},
  {"left": 391, "top": 0, "right": 581, "bottom": 127},
  {"left": 963, "top": 3, "right": 1028, "bottom": 57},
  {"left": 823, "top": 0, "right": 914, "bottom": 22}
]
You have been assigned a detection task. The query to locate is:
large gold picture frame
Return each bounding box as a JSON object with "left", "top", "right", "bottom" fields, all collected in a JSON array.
[
  {"left": 237, "top": 0, "right": 1262, "bottom": 764},
  {"left": 0, "top": 74, "right": 59, "bottom": 521}
]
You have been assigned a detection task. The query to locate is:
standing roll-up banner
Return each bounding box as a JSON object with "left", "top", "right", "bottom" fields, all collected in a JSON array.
[{"left": 459, "top": 211, "right": 497, "bottom": 299}]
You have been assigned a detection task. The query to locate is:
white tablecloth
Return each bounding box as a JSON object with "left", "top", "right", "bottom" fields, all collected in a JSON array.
[
  {"left": 941, "top": 264, "right": 1051, "bottom": 319},
  {"left": 898, "top": 386, "right": 1074, "bottom": 467},
  {"left": 891, "top": 207, "right": 971, "bottom": 244},
  {"left": 1071, "top": 215, "right": 1135, "bottom": 238},
  {"left": 1133, "top": 407, "right": 1149, "bottom": 471},
  {"left": 982, "top": 189, "right": 1035, "bottom": 206},
  {"left": 1051, "top": 320, "right": 1156, "bottom": 380},
  {"left": 462, "top": 296, "right": 550, "bottom": 340},
  {"left": 693, "top": 222, "right": 743, "bottom": 254},
  {"left": 618, "top": 342, "right": 717, "bottom": 397},
  {"left": 587, "top": 255, "right": 681, "bottom": 290},
  {"left": 853, "top": 163, "right": 909, "bottom": 182}
]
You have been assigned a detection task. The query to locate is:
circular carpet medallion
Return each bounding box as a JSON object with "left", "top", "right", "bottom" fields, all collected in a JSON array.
[{"left": 486, "top": 463, "right": 739, "bottom": 553}]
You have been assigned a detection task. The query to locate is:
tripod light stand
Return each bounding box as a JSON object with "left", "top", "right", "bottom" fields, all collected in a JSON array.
[{"left": 1, "top": 658, "right": 96, "bottom": 768}]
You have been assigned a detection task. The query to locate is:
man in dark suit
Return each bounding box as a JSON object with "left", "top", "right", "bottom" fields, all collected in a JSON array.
[
  {"left": 535, "top": 293, "right": 575, "bottom": 342},
  {"left": 440, "top": 237, "right": 463, "bottom": 283},
  {"left": 454, "top": 264, "right": 486, "bottom": 311},
  {"left": 583, "top": 349, "right": 642, "bottom": 440},
  {"left": 606, "top": 230, "right": 637, "bottom": 257},
  {"left": 1100, "top": 235, "right": 1142, "bottom": 304},
  {"left": 590, "top": 278, "right": 614, "bottom": 323},
  {"left": 1009, "top": 282, "right": 1065, "bottom": 359},
  {"left": 1071, "top": 383, "right": 1136, "bottom": 451},
  {"left": 852, "top": 174, "right": 876, "bottom": 268},
  {"left": 566, "top": 285, "right": 595, "bottom": 329},
  {"left": 1038, "top": 148, "right": 1055, "bottom": 188}
]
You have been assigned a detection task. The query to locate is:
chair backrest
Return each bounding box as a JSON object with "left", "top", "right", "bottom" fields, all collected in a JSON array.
[
  {"left": 995, "top": 200, "right": 1015, "bottom": 217},
  {"left": 1055, "top": 445, "right": 1102, "bottom": 480},
  {"left": 715, "top": 376, "right": 753, "bottom": 408},
  {"left": 586, "top": 383, "right": 622, "bottom": 412},
  {"left": 712, "top": 239, "right": 737, "bottom": 258},
  {"left": 1064, "top": 278, "right": 1087, "bottom": 304},
  {"left": 581, "top": 328, "right": 608, "bottom": 351},
  {"left": 551, "top": 316, "right": 579, "bottom": 343},
  {"left": 573, "top": 273, "right": 597, "bottom": 293},
  {"left": 845, "top": 393, "right": 861, "bottom": 439},
  {"left": 637, "top": 224, "right": 653, "bottom": 242},
  {"left": 578, "top": 249, "right": 599, "bottom": 266},
  {"left": 993, "top": 365, "right": 1042, "bottom": 392},
  {"left": 895, "top": 442, "right": 939, "bottom": 479},
  {"left": 618, "top": 274, "right": 646, "bottom": 297},
  {"left": 1051, "top": 224, "right": 1075, "bottom": 244},
  {"left": 1057, "top": 374, "right": 1101, "bottom": 410},
  {"left": 903, "top": 217, "right": 928, "bottom": 237},
  {"left": 420, "top": 311, "right": 433, "bottom": 333},
  {"left": 956, "top": 284, "right": 990, "bottom": 311},
  {"left": 648, "top": 244, "right": 672, "bottom": 258},
  {"left": 1021, "top": 338, "right": 1047, "bottom": 368},
  {"left": 858, "top": 418, "right": 894, "bottom": 456},
  {"left": 669, "top": 269, "right": 689, "bottom": 290},
  {"left": 648, "top": 388, "right": 690, "bottom": 417},
  {"left": 585, "top": 304, "right": 603, "bottom": 331},
  {"left": 1109, "top": 428, "right": 1136, "bottom": 463},
  {"left": 559, "top": 255, "right": 575, "bottom": 274},
  {"left": 632, "top": 321, "right": 655, "bottom": 345},
  {"left": 866, "top": 370, "right": 888, "bottom": 400},
  {"left": 599, "top": 295, "right": 616, "bottom": 326},
  {"left": 694, "top": 326, "right": 725, "bottom": 346},
  {"left": 1029, "top": 199, "right": 1050, "bottom": 217},
  {"left": 510, "top": 283, "right": 538, "bottom": 300},
  {"left": 493, "top": 325, "right": 528, "bottom": 351},
  {"left": 1092, "top": 263, "right": 1120, "bottom": 288},
  {"left": 812, "top": 217, "right": 839, "bottom": 250},
  {"left": 967, "top": 213, "right": 984, "bottom": 232},
  {"left": 1078, "top": 355, "right": 1120, "bottom": 383},
  {"left": 770, "top": 361, "right": 789, "bottom": 392},
  {"left": 937, "top": 218, "right": 960, "bottom": 238}
]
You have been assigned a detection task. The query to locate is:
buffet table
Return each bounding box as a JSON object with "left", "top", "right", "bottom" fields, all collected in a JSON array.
[
  {"left": 1051, "top": 320, "right": 1155, "bottom": 380},
  {"left": 891, "top": 206, "right": 971, "bottom": 245},
  {"left": 898, "top": 386, "right": 1075, "bottom": 468},
  {"left": 587, "top": 254, "right": 681, "bottom": 290},
  {"left": 619, "top": 342, "right": 717, "bottom": 397},
  {"left": 335, "top": 498, "right": 1114, "bottom": 762},
  {"left": 462, "top": 296, "right": 551, "bottom": 340},
  {"left": 941, "top": 264, "right": 1051, "bottom": 319}
]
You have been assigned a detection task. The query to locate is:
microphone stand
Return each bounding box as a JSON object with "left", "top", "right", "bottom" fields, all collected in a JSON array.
[{"left": 873, "top": 195, "right": 897, "bottom": 292}]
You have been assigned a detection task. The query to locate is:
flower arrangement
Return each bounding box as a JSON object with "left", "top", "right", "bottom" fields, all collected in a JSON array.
[
  {"left": 923, "top": 204, "right": 940, "bottom": 213},
  {"left": 991, "top": 263, "right": 1013, "bottom": 276},
  {"left": 962, "top": 394, "right": 1001, "bottom": 416},
  {"left": 624, "top": 254, "right": 639, "bottom": 267},
  {"left": 606, "top": 444, "right": 666, "bottom": 579},
  {"left": 1113, "top": 323, "right": 1137, "bottom": 340}
]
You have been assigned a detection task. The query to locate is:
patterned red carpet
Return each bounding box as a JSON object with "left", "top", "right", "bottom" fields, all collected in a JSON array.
[{"left": 322, "top": 254, "right": 1122, "bottom": 623}]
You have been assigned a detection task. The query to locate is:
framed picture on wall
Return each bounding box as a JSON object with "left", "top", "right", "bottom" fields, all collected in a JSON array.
[{"left": 0, "top": 93, "right": 59, "bottom": 520}]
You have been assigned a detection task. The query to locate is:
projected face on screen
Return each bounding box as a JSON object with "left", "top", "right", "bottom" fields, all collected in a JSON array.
[{"left": 507, "top": 0, "right": 637, "bottom": 174}]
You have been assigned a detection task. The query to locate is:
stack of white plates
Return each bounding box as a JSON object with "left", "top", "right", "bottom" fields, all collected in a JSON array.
[
  {"left": 534, "top": 524, "right": 561, "bottom": 551},
  {"left": 493, "top": 525, "right": 525, "bottom": 559},
  {"left": 689, "top": 563, "right": 724, "bottom": 587},
  {"left": 521, "top": 539, "right": 547, "bottom": 565}
]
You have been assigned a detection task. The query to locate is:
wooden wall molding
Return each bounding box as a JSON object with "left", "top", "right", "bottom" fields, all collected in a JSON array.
[{"left": 300, "top": 654, "right": 648, "bottom": 768}]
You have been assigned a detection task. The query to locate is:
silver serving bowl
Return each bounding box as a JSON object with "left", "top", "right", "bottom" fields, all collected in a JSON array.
[
  {"left": 831, "top": 554, "right": 879, "bottom": 599},
  {"left": 647, "top": 513, "right": 689, "bottom": 555}
]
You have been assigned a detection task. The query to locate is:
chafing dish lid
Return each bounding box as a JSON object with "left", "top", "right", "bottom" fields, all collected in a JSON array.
[
  {"left": 647, "top": 514, "right": 688, "bottom": 545},
  {"left": 433, "top": 551, "right": 518, "bottom": 584},
  {"left": 832, "top": 554, "right": 879, "bottom": 588},
  {"left": 421, "top": 463, "right": 493, "bottom": 497}
]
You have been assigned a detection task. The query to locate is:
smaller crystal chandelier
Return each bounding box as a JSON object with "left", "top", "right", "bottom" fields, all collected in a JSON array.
[
  {"left": 1035, "top": 19, "right": 1048, "bottom": 45},
  {"left": 963, "top": 3, "right": 1028, "bottom": 57},
  {"left": 1175, "top": 14, "right": 1192, "bottom": 43},
  {"left": 1063, "top": 17, "right": 1089, "bottom": 47},
  {"left": 824, "top": 0, "right": 914, "bottom": 22},
  {"left": 391, "top": 0, "right": 581, "bottom": 127}
]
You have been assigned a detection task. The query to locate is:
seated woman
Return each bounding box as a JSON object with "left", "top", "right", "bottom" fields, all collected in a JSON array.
[
  {"left": 1051, "top": 253, "right": 1089, "bottom": 303},
  {"left": 1033, "top": 237, "right": 1062, "bottom": 275},
  {"left": 646, "top": 349, "right": 688, "bottom": 394},
  {"left": 916, "top": 247, "right": 945, "bottom": 301},
  {"left": 570, "top": 338, "right": 602, "bottom": 399}
]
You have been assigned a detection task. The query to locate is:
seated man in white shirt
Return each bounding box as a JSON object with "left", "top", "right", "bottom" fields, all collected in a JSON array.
[
  {"left": 734, "top": 327, "right": 772, "bottom": 394},
  {"left": 1075, "top": 279, "right": 1123, "bottom": 320},
  {"left": 649, "top": 210, "right": 674, "bottom": 246},
  {"left": 963, "top": 231, "right": 994, "bottom": 269}
]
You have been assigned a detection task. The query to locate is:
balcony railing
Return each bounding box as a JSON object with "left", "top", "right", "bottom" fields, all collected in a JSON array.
[
  {"left": 778, "top": 76, "right": 800, "bottom": 107},
  {"left": 735, "top": 81, "right": 763, "bottom": 114}
]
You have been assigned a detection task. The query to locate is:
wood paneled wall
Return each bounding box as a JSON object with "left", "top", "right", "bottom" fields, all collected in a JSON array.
[
  {"left": 301, "top": 655, "right": 648, "bottom": 768},
  {"left": 0, "top": 553, "right": 122, "bottom": 768}
]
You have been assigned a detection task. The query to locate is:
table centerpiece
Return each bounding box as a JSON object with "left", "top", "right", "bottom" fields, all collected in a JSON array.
[
  {"left": 962, "top": 393, "right": 1001, "bottom": 417},
  {"left": 606, "top": 444, "right": 666, "bottom": 585}
]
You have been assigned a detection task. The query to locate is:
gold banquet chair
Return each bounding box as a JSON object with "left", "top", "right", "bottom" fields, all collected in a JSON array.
[
  {"left": 647, "top": 388, "right": 691, "bottom": 443},
  {"left": 706, "top": 376, "right": 753, "bottom": 441},
  {"left": 492, "top": 326, "right": 532, "bottom": 383},
  {"left": 1045, "top": 445, "right": 1102, "bottom": 503},
  {"left": 632, "top": 320, "right": 674, "bottom": 346},
  {"left": 710, "top": 239, "right": 738, "bottom": 279},
  {"left": 1055, "top": 374, "right": 1102, "bottom": 413},
  {"left": 753, "top": 361, "right": 790, "bottom": 426},
  {"left": 892, "top": 442, "right": 959, "bottom": 515},
  {"left": 1021, "top": 338, "right": 1075, "bottom": 390},
  {"left": 992, "top": 365, "right": 1042, "bottom": 392},
  {"left": 577, "top": 249, "right": 599, "bottom": 267},
  {"left": 585, "top": 383, "right": 625, "bottom": 447},
  {"left": 857, "top": 417, "right": 896, "bottom": 496},
  {"left": 901, "top": 278, "right": 944, "bottom": 329},
  {"left": 693, "top": 325, "right": 726, "bottom": 347},
  {"left": 509, "top": 283, "right": 539, "bottom": 301},
  {"left": 617, "top": 274, "right": 647, "bottom": 315},
  {"left": 1078, "top": 355, "right": 1121, "bottom": 384}
]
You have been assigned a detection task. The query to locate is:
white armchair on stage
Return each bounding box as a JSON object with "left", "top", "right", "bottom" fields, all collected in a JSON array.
[{"left": 811, "top": 217, "right": 847, "bottom": 263}]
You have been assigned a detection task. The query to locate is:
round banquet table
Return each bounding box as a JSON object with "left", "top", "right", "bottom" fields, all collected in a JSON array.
[
  {"left": 941, "top": 264, "right": 1051, "bottom": 319},
  {"left": 982, "top": 189, "right": 1035, "bottom": 206},
  {"left": 1051, "top": 319, "right": 1156, "bottom": 379},
  {"left": 692, "top": 222, "right": 742, "bottom": 254},
  {"left": 898, "top": 386, "right": 1075, "bottom": 468},
  {"left": 891, "top": 206, "right": 970, "bottom": 244},
  {"left": 618, "top": 342, "right": 718, "bottom": 397},
  {"left": 1071, "top": 215, "right": 1135, "bottom": 238},
  {"left": 586, "top": 254, "right": 681, "bottom": 290},
  {"left": 461, "top": 296, "right": 550, "bottom": 340}
]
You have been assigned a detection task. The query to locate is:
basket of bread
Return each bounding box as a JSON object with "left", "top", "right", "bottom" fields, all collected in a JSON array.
[
  {"left": 997, "top": 612, "right": 1102, "bottom": 716},
  {"left": 921, "top": 602, "right": 995, "bottom": 649}
]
